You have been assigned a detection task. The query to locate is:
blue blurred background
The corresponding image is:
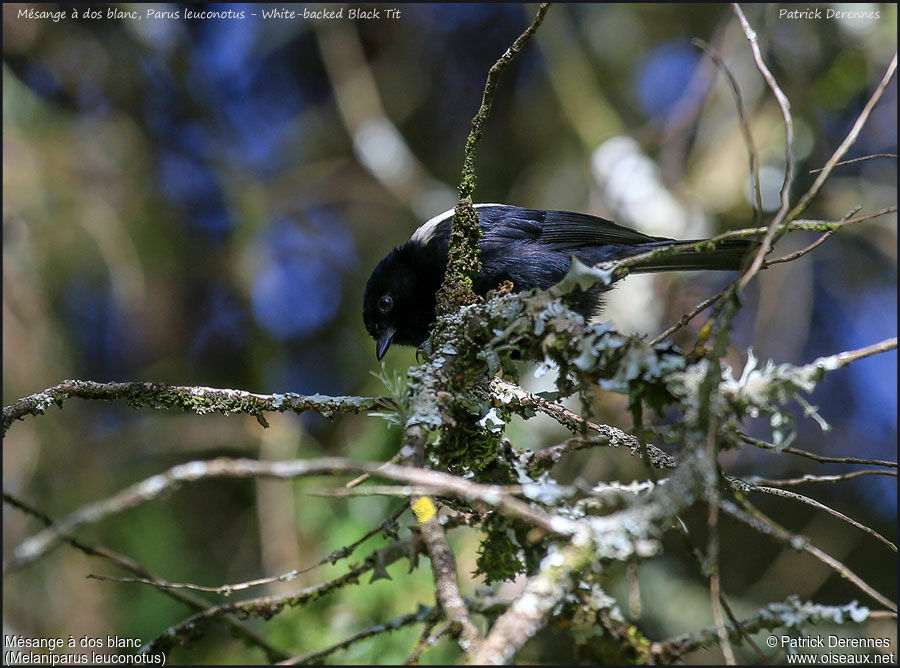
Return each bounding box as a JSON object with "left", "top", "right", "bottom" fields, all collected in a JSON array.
[{"left": 3, "top": 3, "right": 896, "bottom": 663}]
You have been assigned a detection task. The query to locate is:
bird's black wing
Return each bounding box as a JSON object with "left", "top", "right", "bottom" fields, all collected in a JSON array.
[{"left": 478, "top": 205, "right": 668, "bottom": 251}]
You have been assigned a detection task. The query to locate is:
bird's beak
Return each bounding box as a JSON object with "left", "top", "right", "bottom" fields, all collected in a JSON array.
[{"left": 376, "top": 327, "right": 395, "bottom": 361}]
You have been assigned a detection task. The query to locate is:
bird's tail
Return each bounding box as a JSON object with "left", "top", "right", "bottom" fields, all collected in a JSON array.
[{"left": 628, "top": 238, "right": 758, "bottom": 273}]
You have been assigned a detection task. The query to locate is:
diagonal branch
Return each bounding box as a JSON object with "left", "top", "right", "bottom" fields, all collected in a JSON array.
[
  {"left": 721, "top": 499, "right": 897, "bottom": 612},
  {"left": 744, "top": 483, "right": 896, "bottom": 552},
  {"left": 412, "top": 495, "right": 482, "bottom": 656},
  {"left": 789, "top": 52, "right": 898, "bottom": 220},
  {"left": 732, "top": 3, "right": 795, "bottom": 290}
]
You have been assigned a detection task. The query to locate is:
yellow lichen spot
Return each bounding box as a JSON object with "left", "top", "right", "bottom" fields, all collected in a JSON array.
[{"left": 411, "top": 496, "right": 437, "bottom": 524}]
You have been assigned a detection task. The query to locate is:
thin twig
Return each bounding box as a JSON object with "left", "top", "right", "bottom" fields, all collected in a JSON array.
[
  {"left": 827, "top": 337, "right": 897, "bottom": 368},
  {"left": 732, "top": 3, "right": 795, "bottom": 289},
  {"left": 277, "top": 605, "right": 436, "bottom": 665},
  {"left": 592, "top": 206, "right": 895, "bottom": 292},
  {"left": 765, "top": 206, "right": 861, "bottom": 266},
  {"left": 740, "top": 433, "right": 897, "bottom": 468},
  {"left": 748, "top": 470, "right": 896, "bottom": 486},
  {"left": 346, "top": 448, "right": 406, "bottom": 489},
  {"left": 809, "top": 153, "right": 897, "bottom": 173},
  {"left": 709, "top": 207, "right": 896, "bottom": 241},
  {"left": 746, "top": 483, "right": 896, "bottom": 552},
  {"left": 692, "top": 38, "right": 762, "bottom": 228},
  {"left": 649, "top": 282, "right": 732, "bottom": 345},
  {"left": 404, "top": 619, "right": 451, "bottom": 665},
  {"left": 706, "top": 424, "right": 736, "bottom": 664},
  {"left": 141, "top": 536, "right": 425, "bottom": 654},
  {"left": 717, "top": 593, "right": 770, "bottom": 664},
  {"left": 87, "top": 504, "right": 407, "bottom": 594},
  {"left": 721, "top": 499, "right": 897, "bottom": 612},
  {"left": 8, "top": 457, "right": 563, "bottom": 574},
  {"left": 789, "top": 53, "right": 897, "bottom": 220}
]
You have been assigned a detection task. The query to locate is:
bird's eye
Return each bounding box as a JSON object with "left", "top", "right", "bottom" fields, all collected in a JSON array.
[{"left": 378, "top": 295, "right": 393, "bottom": 313}]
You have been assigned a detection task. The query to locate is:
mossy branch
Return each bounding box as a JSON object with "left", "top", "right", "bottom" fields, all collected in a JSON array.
[
  {"left": 2, "top": 380, "right": 389, "bottom": 436},
  {"left": 436, "top": 3, "right": 551, "bottom": 315}
]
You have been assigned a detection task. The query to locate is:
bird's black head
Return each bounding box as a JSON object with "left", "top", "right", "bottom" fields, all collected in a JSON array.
[{"left": 363, "top": 242, "right": 444, "bottom": 360}]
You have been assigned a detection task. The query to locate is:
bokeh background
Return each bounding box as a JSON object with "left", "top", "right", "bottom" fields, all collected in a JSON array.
[{"left": 3, "top": 3, "right": 896, "bottom": 664}]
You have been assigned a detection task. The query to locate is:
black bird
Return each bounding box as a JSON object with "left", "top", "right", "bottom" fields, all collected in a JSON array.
[{"left": 363, "top": 204, "right": 754, "bottom": 359}]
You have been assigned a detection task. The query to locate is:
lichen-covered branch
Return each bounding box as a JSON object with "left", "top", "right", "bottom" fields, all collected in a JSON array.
[
  {"left": 469, "top": 526, "right": 595, "bottom": 665},
  {"left": 436, "top": 3, "right": 551, "bottom": 314},
  {"left": 649, "top": 596, "right": 874, "bottom": 663},
  {"left": 2, "top": 379, "right": 388, "bottom": 436},
  {"left": 491, "top": 378, "right": 677, "bottom": 471},
  {"left": 457, "top": 3, "right": 551, "bottom": 202}
]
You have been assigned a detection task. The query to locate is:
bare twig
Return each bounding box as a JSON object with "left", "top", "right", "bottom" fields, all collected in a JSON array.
[
  {"left": 745, "top": 483, "right": 896, "bottom": 552},
  {"left": 692, "top": 38, "right": 762, "bottom": 227},
  {"left": 721, "top": 499, "right": 897, "bottom": 612},
  {"left": 717, "top": 593, "right": 770, "bottom": 664},
  {"left": 8, "top": 457, "right": 563, "bottom": 573},
  {"left": 789, "top": 52, "right": 898, "bottom": 220},
  {"left": 412, "top": 495, "right": 482, "bottom": 656},
  {"left": 87, "top": 505, "right": 407, "bottom": 595},
  {"left": 732, "top": 3, "right": 795, "bottom": 289},
  {"left": 706, "top": 434, "right": 736, "bottom": 664},
  {"left": 809, "top": 153, "right": 897, "bottom": 173},
  {"left": 650, "top": 282, "right": 733, "bottom": 345},
  {"left": 740, "top": 433, "right": 897, "bottom": 468},
  {"left": 826, "top": 337, "right": 897, "bottom": 368}
]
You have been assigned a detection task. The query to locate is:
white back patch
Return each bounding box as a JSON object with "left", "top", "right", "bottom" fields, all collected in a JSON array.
[{"left": 409, "top": 203, "right": 508, "bottom": 244}]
